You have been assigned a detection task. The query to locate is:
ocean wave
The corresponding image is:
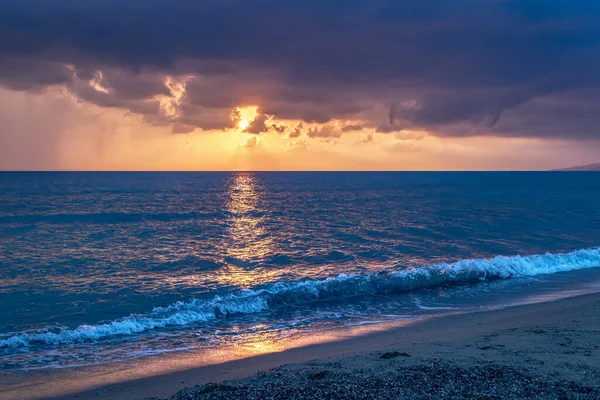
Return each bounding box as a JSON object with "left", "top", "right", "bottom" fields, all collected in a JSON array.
[
  {"left": 1, "top": 247, "right": 599, "bottom": 348},
  {"left": 0, "top": 211, "right": 226, "bottom": 225},
  {"left": 153, "top": 255, "right": 224, "bottom": 271}
]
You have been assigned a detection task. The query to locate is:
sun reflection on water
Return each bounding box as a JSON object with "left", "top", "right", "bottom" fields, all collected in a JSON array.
[
  {"left": 157, "top": 174, "right": 282, "bottom": 290},
  {"left": 224, "top": 173, "right": 274, "bottom": 268}
]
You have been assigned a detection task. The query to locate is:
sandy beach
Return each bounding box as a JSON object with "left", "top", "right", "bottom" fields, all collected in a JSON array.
[{"left": 2, "top": 292, "right": 600, "bottom": 400}]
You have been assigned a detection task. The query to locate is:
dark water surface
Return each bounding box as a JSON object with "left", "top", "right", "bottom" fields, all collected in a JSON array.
[{"left": 1, "top": 172, "right": 600, "bottom": 369}]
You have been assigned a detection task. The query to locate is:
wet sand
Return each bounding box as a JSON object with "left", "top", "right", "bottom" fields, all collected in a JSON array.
[{"left": 2, "top": 292, "right": 600, "bottom": 400}]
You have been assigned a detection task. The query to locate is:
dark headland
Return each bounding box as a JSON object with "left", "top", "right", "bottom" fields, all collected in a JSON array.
[{"left": 554, "top": 163, "right": 600, "bottom": 171}]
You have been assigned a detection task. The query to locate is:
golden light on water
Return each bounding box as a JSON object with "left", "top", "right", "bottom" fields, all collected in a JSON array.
[
  {"left": 224, "top": 173, "right": 274, "bottom": 265},
  {"left": 160, "top": 173, "right": 284, "bottom": 290}
]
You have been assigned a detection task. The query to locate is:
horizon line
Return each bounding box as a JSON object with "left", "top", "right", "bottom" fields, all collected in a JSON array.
[{"left": 0, "top": 169, "right": 592, "bottom": 173}]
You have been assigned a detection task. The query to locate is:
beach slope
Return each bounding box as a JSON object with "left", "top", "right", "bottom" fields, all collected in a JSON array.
[
  {"left": 3, "top": 293, "right": 600, "bottom": 400},
  {"left": 155, "top": 293, "right": 600, "bottom": 400}
]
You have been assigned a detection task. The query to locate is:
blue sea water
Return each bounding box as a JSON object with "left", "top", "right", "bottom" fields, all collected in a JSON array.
[{"left": 1, "top": 172, "right": 600, "bottom": 370}]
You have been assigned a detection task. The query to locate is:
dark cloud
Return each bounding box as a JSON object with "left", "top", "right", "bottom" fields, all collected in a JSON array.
[
  {"left": 272, "top": 124, "right": 286, "bottom": 133},
  {"left": 176, "top": 104, "right": 237, "bottom": 130},
  {"left": 243, "top": 114, "right": 289, "bottom": 134},
  {"left": 492, "top": 88, "right": 600, "bottom": 139},
  {"left": 244, "top": 114, "right": 270, "bottom": 134},
  {"left": 377, "top": 124, "right": 405, "bottom": 134},
  {"left": 259, "top": 104, "right": 333, "bottom": 124},
  {"left": 242, "top": 136, "right": 258, "bottom": 148},
  {"left": 289, "top": 123, "right": 303, "bottom": 138},
  {"left": 95, "top": 70, "right": 170, "bottom": 100},
  {"left": 342, "top": 124, "right": 363, "bottom": 132},
  {"left": 306, "top": 125, "right": 342, "bottom": 139},
  {"left": 185, "top": 73, "right": 278, "bottom": 110},
  {"left": 1, "top": 0, "right": 600, "bottom": 138},
  {"left": 0, "top": 58, "right": 73, "bottom": 91}
]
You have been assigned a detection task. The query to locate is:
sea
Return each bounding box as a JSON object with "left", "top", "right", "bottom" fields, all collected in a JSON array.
[{"left": 1, "top": 172, "right": 600, "bottom": 371}]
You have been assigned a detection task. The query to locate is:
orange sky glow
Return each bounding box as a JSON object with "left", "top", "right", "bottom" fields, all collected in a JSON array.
[{"left": 1, "top": 86, "right": 598, "bottom": 171}]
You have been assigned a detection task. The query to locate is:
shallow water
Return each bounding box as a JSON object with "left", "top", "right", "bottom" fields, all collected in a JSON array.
[{"left": 1, "top": 172, "right": 599, "bottom": 370}]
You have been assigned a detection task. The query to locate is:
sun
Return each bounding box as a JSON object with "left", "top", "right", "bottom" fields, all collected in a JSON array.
[{"left": 239, "top": 120, "right": 249, "bottom": 130}]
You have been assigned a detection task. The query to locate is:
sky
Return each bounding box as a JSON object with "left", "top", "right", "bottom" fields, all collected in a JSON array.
[{"left": 1, "top": 0, "right": 599, "bottom": 170}]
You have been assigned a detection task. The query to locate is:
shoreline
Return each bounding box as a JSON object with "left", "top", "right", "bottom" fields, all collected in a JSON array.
[{"left": 2, "top": 291, "right": 600, "bottom": 399}]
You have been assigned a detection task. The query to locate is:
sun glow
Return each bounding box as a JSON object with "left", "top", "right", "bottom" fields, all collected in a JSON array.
[
  {"left": 234, "top": 106, "right": 259, "bottom": 131},
  {"left": 239, "top": 120, "right": 249, "bottom": 130}
]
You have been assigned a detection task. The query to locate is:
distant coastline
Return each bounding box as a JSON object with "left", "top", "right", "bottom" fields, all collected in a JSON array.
[{"left": 554, "top": 163, "right": 600, "bottom": 171}]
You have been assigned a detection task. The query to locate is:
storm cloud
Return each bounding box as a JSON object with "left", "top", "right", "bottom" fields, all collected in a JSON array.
[{"left": 1, "top": 0, "right": 600, "bottom": 139}]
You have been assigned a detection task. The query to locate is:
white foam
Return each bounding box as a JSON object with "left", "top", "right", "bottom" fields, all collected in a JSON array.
[{"left": 2, "top": 247, "right": 599, "bottom": 348}]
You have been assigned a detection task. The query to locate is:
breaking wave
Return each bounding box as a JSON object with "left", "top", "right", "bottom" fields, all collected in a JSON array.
[{"left": 2, "top": 247, "right": 599, "bottom": 348}]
